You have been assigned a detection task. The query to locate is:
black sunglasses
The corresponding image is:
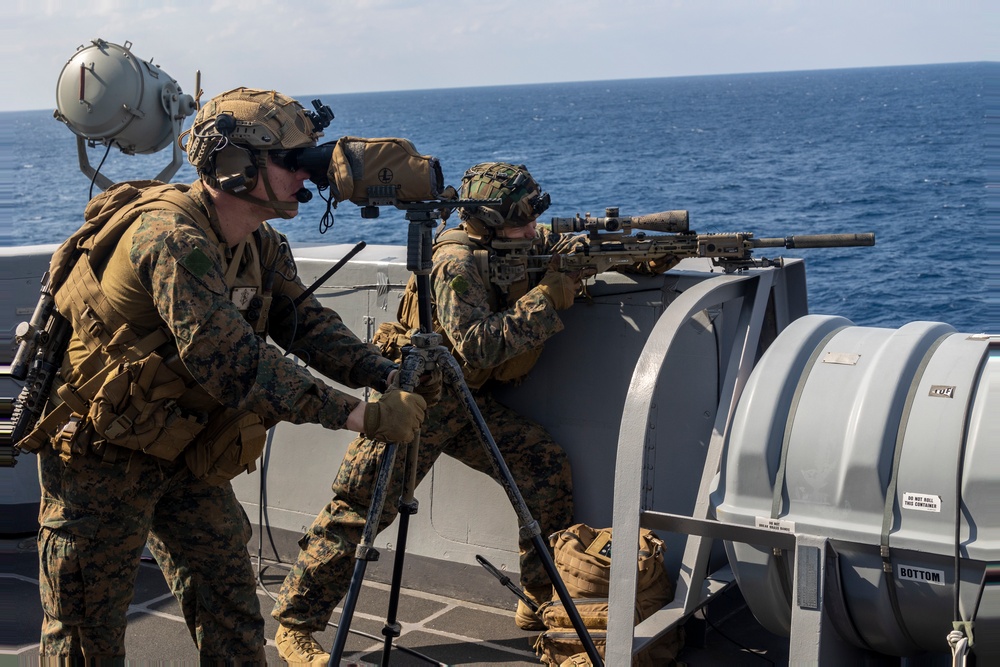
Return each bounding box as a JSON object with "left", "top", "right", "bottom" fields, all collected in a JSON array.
[{"left": 268, "top": 149, "right": 303, "bottom": 172}]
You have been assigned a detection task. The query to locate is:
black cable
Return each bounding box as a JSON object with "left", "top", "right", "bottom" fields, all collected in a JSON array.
[
  {"left": 702, "top": 613, "right": 776, "bottom": 665},
  {"left": 255, "top": 427, "right": 283, "bottom": 583},
  {"left": 317, "top": 187, "right": 336, "bottom": 234},
  {"left": 88, "top": 142, "right": 114, "bottom": 199},
  {"left": 270, "top": 241, "right": 298, "bottom": 283}
]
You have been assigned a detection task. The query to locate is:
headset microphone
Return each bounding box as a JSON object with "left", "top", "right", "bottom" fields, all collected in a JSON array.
[{"left": 295, "top": 188, "right": 313, "bottom": 203}]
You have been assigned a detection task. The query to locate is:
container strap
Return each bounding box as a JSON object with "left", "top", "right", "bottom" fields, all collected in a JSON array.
[
  {"left": 768, "top": 326, "right": 846, "bottom": 605},
  {"left": 879, "top": 333, "right": 949, "bottom": 650}
]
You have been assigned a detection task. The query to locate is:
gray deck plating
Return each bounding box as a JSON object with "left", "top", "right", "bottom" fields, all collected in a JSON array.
[{"left": 2, "top": 536, "right": 786, "bottom": 665}]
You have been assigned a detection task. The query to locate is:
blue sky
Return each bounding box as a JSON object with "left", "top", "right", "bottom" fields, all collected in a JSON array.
[{"left": 4, "top": 0, "right": 997, "bottom": 112}]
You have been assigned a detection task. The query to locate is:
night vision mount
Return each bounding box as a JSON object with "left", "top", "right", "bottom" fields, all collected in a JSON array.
[{"left": 304, "top": 99, "right": 334, "bottom": 135}]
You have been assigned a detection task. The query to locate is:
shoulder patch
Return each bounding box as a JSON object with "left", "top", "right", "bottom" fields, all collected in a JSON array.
[
  {"left": 180, "top": 246, "right": 213, "bottom": 278},
  {"left": 449, "top": 275, "right": 470, "bottom": 295}
]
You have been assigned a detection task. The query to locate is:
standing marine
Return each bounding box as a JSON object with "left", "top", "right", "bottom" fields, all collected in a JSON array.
[
  {"left": 21, "top": 87, "right": 429, "bottom": 662},
  {"left": 271, "top": 161, "right": 643, "bottom": 664}
]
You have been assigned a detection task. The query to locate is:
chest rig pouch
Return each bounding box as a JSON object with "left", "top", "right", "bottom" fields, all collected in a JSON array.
[{"left": 484, "top": 238, "right": 546, "bottom": 383}]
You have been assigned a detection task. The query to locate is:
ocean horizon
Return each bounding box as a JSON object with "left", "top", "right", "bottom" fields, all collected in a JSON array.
[{"left": 8, "top": 61, "right": 997, "bottom": 332}]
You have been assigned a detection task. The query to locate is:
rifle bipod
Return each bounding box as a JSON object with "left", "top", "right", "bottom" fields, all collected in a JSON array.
[{"left": 328, "top": 204, "right": 603, "bottom": 667}]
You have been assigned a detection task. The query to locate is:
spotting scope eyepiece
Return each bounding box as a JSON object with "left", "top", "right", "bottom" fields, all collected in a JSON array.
[{"left": 284, "top": 142, "right": 336, "bottom": 187}]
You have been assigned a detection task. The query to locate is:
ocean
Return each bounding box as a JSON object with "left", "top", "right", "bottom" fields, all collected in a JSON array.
[{"left": 7, "top": 62, "right": 995, "bottom": 332}]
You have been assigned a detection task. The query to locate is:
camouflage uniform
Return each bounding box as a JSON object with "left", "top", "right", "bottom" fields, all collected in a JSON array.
[
  {"left": 272, "top": 223, "right": 575, "bottom": 632},
  {"left": 37, "top": 181, "right": 396, "bottom": 661}
]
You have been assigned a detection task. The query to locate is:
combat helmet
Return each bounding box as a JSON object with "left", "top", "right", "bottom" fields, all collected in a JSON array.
[
  {"left": 458, "top": 162, "right": 550, "bottom": 239},
  {"left": 179, "top": 87, "right": 327, "bottom": 218}
]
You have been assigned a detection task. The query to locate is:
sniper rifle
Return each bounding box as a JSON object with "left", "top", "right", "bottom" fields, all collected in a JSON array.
[{"left": 489, "top": 207, "right": 875, "bottom": 287}]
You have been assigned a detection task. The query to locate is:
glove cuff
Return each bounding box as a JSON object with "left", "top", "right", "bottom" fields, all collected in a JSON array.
[
  {"left": 373, "top": 363, "right": 400, "bottom": 393},
  {"left": 363, "top": 401, "right": 380, "bottom": 436}
]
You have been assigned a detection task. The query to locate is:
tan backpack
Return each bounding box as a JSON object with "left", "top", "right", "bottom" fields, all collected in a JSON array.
[{"left": 533, "top": 524, "right": 684, "bottom": 666}]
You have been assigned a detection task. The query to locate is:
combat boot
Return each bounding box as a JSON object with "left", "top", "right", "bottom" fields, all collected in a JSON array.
[
  {"left": 515, "top": 585, "right": 552, "bottom": 631},
  {"left": 275, "top": 624, "right": 330, "bottom": 666}
]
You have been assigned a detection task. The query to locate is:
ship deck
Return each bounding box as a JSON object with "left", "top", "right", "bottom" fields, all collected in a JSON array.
[{"left": 3, "top": 535, "right": 789, "bottom": 666}]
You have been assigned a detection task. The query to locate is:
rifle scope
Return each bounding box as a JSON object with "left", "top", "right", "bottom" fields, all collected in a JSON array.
[{"left": 551, "top": 208, "right": 689, "bottom": 235}]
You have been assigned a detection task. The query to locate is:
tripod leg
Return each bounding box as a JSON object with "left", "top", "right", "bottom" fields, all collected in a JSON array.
[
  {"left": 329, "top": 440, "right": 399, "bottom": 666},
  {"left": 379, "top": 434, "right": 420, "bottom": 666},
  {"left": 437, "top": 351, "right": 604, "bottom": 666}
]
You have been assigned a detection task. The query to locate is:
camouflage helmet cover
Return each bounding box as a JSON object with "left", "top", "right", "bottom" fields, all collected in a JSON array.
[
  {"left": 458, "top": 162, "right": 550, "bottom": 228},
  {"left": 182, "top": 87, "right": 322, "bottom": 174}
]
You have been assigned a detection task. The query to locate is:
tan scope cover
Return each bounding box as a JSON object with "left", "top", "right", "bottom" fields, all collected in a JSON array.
[{"left": 327, "top": 136, "right": 443, "bottom": 204}]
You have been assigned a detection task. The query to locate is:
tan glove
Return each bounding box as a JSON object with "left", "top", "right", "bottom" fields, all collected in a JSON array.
[
  {"left": 363, "top": 387, "right": 426, "bottom": 443},
  {"left": 537, "top": 252, "right": 596, "bottom": 310},
  {"left": 537, "top": 268, "right": 577, "bottom": 310},
  {"left": 648, "top": 253, "right": 681, "bottom": 274},
  {"left": 393, "top": 356, "right": 444, "bottom": 407},
  {"left": 414, "top": 369, "right": 443, "bottom": 407},
  {"left": 395, "top": 366, "right": 443, "bottom": 407},
  {"left": 549, "top": 232, "right": 589, "bottom": 255}
]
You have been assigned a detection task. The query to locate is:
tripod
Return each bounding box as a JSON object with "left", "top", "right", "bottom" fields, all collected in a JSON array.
[{"left": 329, "top": 202, "right": 602, "bottom": 666}]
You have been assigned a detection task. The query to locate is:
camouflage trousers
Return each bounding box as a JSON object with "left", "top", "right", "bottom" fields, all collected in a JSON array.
[
  {"left": 36, "top": 444, "right": 266, "bottom": 662},
  {"left": 271, "top": 389, "right": 574, "bottom": 632}
]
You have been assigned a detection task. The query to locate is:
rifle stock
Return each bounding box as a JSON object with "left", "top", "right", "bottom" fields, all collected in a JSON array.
[{"left": 7, "top": 278, "right": 73, "bottom": 466}]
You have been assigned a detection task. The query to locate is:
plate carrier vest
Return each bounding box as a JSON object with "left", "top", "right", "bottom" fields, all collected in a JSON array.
[
  {"left": 373, "top": 227, "right": 544, "bottom": 389},
  {"left": 18, "top": 180, "right": 268, "bottom": 484}
]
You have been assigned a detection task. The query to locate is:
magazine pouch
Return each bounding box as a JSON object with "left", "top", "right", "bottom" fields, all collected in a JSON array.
[
  {"left": 538, "top": 598, "right": 614, "bottom": 630},
  {"left": 89, "top": 352, "right": 206, "bottom": 461},
  {"left": 184, "top": 406, "right": 267, "bottom": 486}
]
